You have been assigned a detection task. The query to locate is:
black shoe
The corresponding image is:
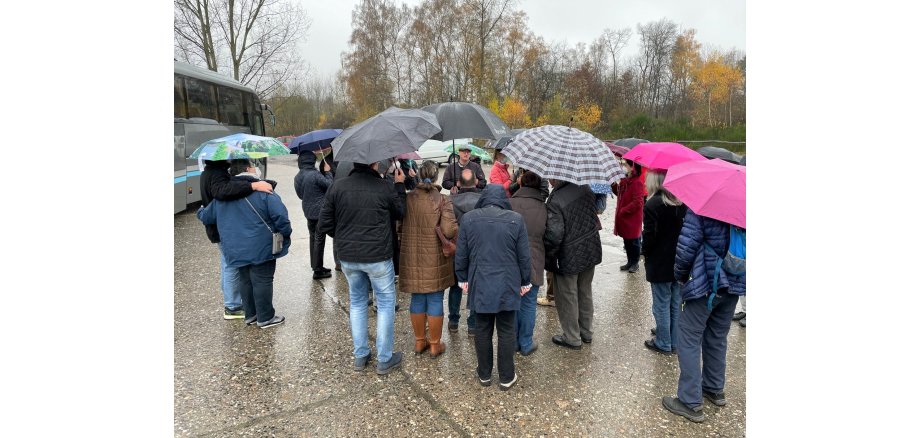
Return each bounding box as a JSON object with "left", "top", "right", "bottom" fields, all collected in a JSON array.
[
  {"left": 520, "top": 344, "right": 539, "bottom": 356},
  {"left": 619, "top": 263, "right": 630, "bottom": 271},
  {"left": 650, "top": 327, "right": 657, "bottom": 336},
  {"left": 257, "top": 315, "right": 285, "bottom": 329},
  {"left": 627, "top": 264, "right": 639, "bottom": 273},
  {"left": 581, "top": 335, "right": 592, "bottom": 344},
  {"left": 703, "top": 390, "right": 727, "bottom": 407},
  {"left": 376, "top": 352, "right": 403, "bottom": 375},
  {"left": 662, "top": 397, "right": 705, "bottom": 423},
  {"left": 644, "top": 338, "right": 672, "bottom": 355},
  {"left": 353, "top": 353, "right": 373, "bottom": 372},
  {"left": 499, "top": 373, "right": 519, "bottom": 391},
  {"left": 244, "top": 315, "right": 258, "bottom": 326},
  {"left": 732, "top": 311, "right": 746, "bottom": 321},
  {"left": 448, "top": 321, "right": 459, "bottom": 332},
  {"left": 313, "top": 270, "right": 332, "bottom": 280},
  {"left": 318, "top": 267, "right": 332, "bottom": 274},
  {"left": 552, "top": 335, "right": 582, "bottom": 350},
  {"left": 739, "top": 317, "right": 746, "bottom": 327},
  {"left": 478, "top": 375, "right": 492, "bottom": 387}
]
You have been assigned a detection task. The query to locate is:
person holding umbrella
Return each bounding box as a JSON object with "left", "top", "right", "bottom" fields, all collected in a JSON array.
[
  {"left": 441, "top": 145, "right": 486, "bottom": 192},
  {"left": 613, "top": 159, "right": 646, "bottom": 273},
  {"left": 294, "top": 151, "right": 333, "bottom": 279}
]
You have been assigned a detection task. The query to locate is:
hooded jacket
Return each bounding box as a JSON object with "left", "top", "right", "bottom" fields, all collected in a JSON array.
[
  {"left": 199, "top": 161, "right": 254, "bottom": 243},
  {"left": 641, "top": 192, "right": 687, "bottom": 283},
  {"left": 544, "top": 181, "right": 603, "bottom": 275},
  {"left": 317, "top": 164, "right": 406, "bottom": 263},
  {"left": 294, "top": 152, "right": 333, "bottom": 220},
  {"left": 454, "top": 185, "right": 531, "bottom": 314},
  {"left": 398, "top": 184, "right": 459, "bottom": 293},
  {"left": 674, "top": 210, "right": 746, "bottom": 301},
  {"left": 197, "top": 174, "right": 292, "bottom": 268},
  {"left": 509, "top": 186, "right": 547, "bottom": 286},
  {"left": 450, "top": 187, "right": 482, "bottom": 223}
]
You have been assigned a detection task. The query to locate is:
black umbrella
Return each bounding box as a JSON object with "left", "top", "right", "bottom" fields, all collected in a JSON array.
[
  {"left": 612, "top": 138, "right": 650, "bottom": 148},
  {"left": 490, "top": 128, "right": 526, "bottom": 150},
  {"left": 331, "top": 107, "right": 441, "bottom": 164},
  {"left": 696, "top": 146, "right": 743, "bottom": 165}
]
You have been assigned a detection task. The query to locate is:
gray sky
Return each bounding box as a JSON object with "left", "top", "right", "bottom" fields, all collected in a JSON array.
[{"left": 298, "top": 0, "right": 745, "bottom": 78}]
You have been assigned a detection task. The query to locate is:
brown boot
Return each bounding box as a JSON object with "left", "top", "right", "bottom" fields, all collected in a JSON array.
[
  {"left": 428, "top": 315, "right": 446, "bottom": 358},
  {"left": 410, "top": 313, "right": 429, "bottom": 354}
]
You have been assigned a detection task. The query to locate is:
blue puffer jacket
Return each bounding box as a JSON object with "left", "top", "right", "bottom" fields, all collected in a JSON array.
[
  {"left": 455, "top": 185, "right": 532, "bottom": 314},
  {"left": 674, "top": 210, "right": 745, "bottom": 301},
  {"left": 198, "top": 175, "right": 293, "bottom": 268}
]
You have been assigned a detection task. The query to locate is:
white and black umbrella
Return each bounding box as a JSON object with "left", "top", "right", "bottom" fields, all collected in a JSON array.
[
  {"left": 501, "top": 125, "right": 626, "bottom": 186},
  {"left": 331, "top": 107, "right": 441, "bottom": 164}
]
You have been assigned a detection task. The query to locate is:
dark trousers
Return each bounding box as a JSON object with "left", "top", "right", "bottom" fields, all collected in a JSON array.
[
  {"left": 545, "top": 272, "right": 555, "bottom": 300},
  {"left": 307, "top": 219, "right": 326, "bottom": 272},
  {"left": 238, "top": 259, "right": 277, "bottom": 324},
  {"left": 624, "top": 238, "right": 641, "bottom": 266},
  {"left": 448, "top": 283, "right": 476, "bottom": 328},
  {"left": 475, "top": 311, "right": 517, "bottom": 384},
  {"left": 677, "top": 291, "right": 739, "bottom": 409}
]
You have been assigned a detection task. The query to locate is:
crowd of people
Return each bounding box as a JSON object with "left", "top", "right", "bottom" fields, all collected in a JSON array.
[{"left": 195, "top": 143, "right": 746, "bottom": 423}]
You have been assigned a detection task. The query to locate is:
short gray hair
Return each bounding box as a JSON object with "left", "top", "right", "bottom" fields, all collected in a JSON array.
[{"left": 645, "top": 170, "right": 682, "bottom": 207}]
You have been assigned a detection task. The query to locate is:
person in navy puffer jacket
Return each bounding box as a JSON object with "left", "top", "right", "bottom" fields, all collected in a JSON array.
[
  {"left": 294, "top": 151, "right": 333, "bottom": 279},
  {"left": 662, "top": 210, "right": 745, "bottom": 423}
]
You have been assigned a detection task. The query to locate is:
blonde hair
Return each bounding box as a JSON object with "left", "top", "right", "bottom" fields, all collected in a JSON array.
[{"left": 645, "top": 170, "right": 682, "bottom": 207}]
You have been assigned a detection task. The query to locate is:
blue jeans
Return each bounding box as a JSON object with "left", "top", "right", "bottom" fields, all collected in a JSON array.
[
  {"left": 651, "top": 282, "right": 681, "bottom": 351},
  {"left": 676, "top": 292, "right": 739, "bottom": 409},
  {"left": 448, "top": 283, "right": 476, "bottom": 328},
  {"left": 341, "top": 259, "right": 397, "bottom": 363},
  {"left": 410, "top": 291, "right": 445, "bottom": 316},
  {"left": 220, "top": 247, "right": 242, "bottom": 309},
  {"left": 237, "top": 260, "right": 277, "bottom": 324},
  {"left": 517, "top": 286, "right": 538, "bottom": 353}
]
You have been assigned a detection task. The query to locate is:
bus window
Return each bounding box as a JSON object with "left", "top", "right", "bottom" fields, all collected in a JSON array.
[
  {"left": 251, "top": 98, "right": 265, "bottom": 135},
  {"left": 186, "top": 78, "right": 219, "bottom": 120},
  {"left": 174, "top": 76, "right": 188, "bottom": 119},
  {"left": 218, "top": 86, "right": 245, "bottom": 126}
]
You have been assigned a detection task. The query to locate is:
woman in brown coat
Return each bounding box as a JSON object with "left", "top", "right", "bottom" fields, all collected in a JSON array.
[
  {"left": 509, "top": 171, "right": 547, "bottom": 355},
  {"left": 399, "top": 160, "right": 459, "bottom": 357}
]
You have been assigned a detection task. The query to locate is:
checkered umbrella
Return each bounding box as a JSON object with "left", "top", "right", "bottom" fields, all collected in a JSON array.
[{"left": 501, "top": 125, "right": 626, "bottom": 186}]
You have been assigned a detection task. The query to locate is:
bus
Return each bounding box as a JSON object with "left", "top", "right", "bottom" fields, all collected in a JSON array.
[{"left": 174, "top": 60, "right": 274, "bottom": 213}]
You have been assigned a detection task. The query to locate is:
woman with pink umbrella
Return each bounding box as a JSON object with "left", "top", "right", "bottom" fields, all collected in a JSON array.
[
  {"left": 612, "top": 159, "right": 646, "bottom": 273},
  {"left": 658, "top": 159, "right": 746, "bottom": 423}
]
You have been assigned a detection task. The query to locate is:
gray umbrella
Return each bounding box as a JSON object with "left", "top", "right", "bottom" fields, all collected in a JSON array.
[
  {"left": 489, "top": 128, "right": 527, "bottom": 150},
  {"left": 697, "top": 146, "right": 743, "bottom": 165},
  {"left": 331, "top": 107, "right": 441, "bottom": 164},
  {"left": 421, "top": 102, "right": 511, "bottom": 142},
  {"left": 612, "top": 138, "right": 650, "bottom": 148}
]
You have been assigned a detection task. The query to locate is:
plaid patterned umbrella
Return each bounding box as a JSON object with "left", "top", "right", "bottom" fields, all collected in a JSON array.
[{"left": 501, "top": 125, "right": 626, "bottom": 185}]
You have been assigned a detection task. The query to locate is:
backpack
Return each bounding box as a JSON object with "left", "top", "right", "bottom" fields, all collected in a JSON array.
[{"left": 703, "top": 225, "right": 746, "bottom": 309}]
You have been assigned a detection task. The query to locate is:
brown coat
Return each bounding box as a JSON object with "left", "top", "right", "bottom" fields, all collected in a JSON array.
[
  {"left": 509, "top": 187, "right": 547, "bottom": 286},
  {"left": 398, "top": 185, "right": 459, "bottom": 293}
]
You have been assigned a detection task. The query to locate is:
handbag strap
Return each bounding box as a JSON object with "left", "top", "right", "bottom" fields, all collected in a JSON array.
[{"left": 244, "top": 197, "right": 274, "bottom": 233}]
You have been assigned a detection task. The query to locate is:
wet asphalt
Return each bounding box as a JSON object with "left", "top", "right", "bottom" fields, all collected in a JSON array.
[{"left": 174, "top": 155, "right": 746, "bottom": 437}]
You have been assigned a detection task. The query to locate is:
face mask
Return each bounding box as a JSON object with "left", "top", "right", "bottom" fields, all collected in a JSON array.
[{"left": 253, "top": 167, "right": 263, "bottom": 179}]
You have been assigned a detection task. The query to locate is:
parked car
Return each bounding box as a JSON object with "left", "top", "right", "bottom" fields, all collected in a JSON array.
[{"left": 416, "top": 138, "right": 472, "bottom": 166}]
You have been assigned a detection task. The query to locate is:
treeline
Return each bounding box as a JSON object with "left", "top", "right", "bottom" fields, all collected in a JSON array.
[{"left": 267, "top": 0, "right": 745, "bottom": 147}]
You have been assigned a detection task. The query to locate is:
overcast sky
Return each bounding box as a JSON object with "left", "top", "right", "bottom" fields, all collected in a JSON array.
[{"left": 298, "top": 0, "right": 745, "bottom": 78}]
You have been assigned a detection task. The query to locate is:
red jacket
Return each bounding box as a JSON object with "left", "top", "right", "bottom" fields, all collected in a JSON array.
[
  {"left": 489, "top": 161, "right": 512, "bottom": 198},
  {"left": 613, "top": 173, "right": 646, "bottom": 239}
]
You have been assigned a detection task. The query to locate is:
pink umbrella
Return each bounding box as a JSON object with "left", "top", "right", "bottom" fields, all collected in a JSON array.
[
  {"left": 663, "top": 159, "right": 746, "bottom": 228},
  {"left": 622, "top": 142, "right": 706, "bottom": 170},
  {"left": 397, "top": 151, "right": 422, "bottom": 160}
]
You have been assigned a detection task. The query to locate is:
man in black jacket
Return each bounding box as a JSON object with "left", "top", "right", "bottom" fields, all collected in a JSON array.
[
  {"left": 543, "top": 180, "right": 603, "bottom": 350},
  {"left": 441, "top": 146, "right": 486, "bottom": 192},
  {"left": 318, "top": 162, "right": 407, "bottom": 375},
  {"left": 200, "top": 159, "right": 274, "bottom": 320},
  {"left": 294, "top": 152, "right": 333, "bottom": 279}
]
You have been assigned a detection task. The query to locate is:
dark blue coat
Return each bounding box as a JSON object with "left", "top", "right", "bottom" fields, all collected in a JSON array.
[
  {"left": 674, "top": 210, "right": 746, "bottom": 301},
  {"left": 454, "top": 185, "right": 532, "bottom": 314},
  {"left": 294, "top": 153, "right": 333, "bottom": 220},
  {"left": 197, "top": 175, "right": 293, "bottom": 269}
]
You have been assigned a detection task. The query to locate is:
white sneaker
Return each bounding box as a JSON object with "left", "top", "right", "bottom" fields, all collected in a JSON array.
[{"left": 499, "top": 373, "right": 518, "bottom": 391}]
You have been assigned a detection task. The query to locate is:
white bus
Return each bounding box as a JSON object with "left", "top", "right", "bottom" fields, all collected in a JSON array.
[{"left": 174, "top": 61, "right": 274, "bottom": 213}]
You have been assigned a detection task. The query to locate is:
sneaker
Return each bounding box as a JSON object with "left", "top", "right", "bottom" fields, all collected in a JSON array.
[
  {"left": 376, "top": 352, "right": 403, "bottom": 375},
  {"left": 257, "top": 315, "right": 285, "bottom": 329},
  {"left": 223, "top": 307, "right": 245, "bottom": 320},
  {"left": 479, "top": 375, "right": 492, "bottom": 387},
  {"left": 703, "top": 390, "right": 727, "bottom": 407},
  {"left": 354, "top": 353, "right": 373, "bottom": 372},
  {"left": 662, "top": 396, "right": 705, "bottom": 423},
  {"left": 448, "top": 321, "right": 459, "bottom": 333},
  {"left": 520, "top": 344, "right": 539, "bottom": 356},
  {"left": 499, "top": 374, "right": 519, "bottom": 391},
  {"left": 619, "top": 263, "right": 630, "bottom": 271},
  {"left": 739, "top": 317, "right": 746, "bottom": 327},
  {"left": 644, "top": 338, "right": 672, "bottom": 355},
  {"left": 628, "top": 264, "right": 639, "bottom": 273},
  {"left": 244, "top": 316, "right": 258, "bottom": 326},
  {"left": 552, "top": 335, "right": 582, "bottom": 350},
  {"left": 732, "top": 311, "right": 746, "bottom": 321},
  {"left": 537, "top": 297, "right": 555, "bottom": 307},
  {"left": 313, "top": 270, "right": 332, "bottom": 280}
]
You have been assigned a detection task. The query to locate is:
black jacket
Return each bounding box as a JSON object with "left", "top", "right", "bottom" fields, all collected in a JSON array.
[
  {"left": 317, "top": 165, "right": 406, "bottom": 263},
  {"left": 200, "top": 162, "right": 253, "bottom": 243},
  {"left": 294, "top": 153, "right": 333, "bottom": 220},
  {"left": 450, "top": 187, "right": 482, "bottom": 224},
  {"left": 441, "top": 160, "right": 486, "bottom": 190},
  {"left": 641, "top": 192, "right": 687, "bottom": 283},
  {"left": 544, "top": 181, "right": 603, "bottom": 275}
]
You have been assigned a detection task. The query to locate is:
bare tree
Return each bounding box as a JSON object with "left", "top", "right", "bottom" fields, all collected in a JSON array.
[
  {"left": 174, "top": 0, "right": 310, "bottom": 98},
  {"left": 635, "top": 19, "right": 677, "bottom": 117}
]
